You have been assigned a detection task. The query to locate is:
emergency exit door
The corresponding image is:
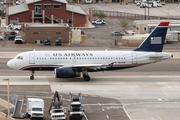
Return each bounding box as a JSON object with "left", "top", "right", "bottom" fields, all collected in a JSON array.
[{"left": 132, "top": 53, "right": 137, "bottom": 64}]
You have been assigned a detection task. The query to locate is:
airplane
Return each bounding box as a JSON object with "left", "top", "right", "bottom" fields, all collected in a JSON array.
[{"left": 7, "top": 22, "right": 173, "bottom": 81}]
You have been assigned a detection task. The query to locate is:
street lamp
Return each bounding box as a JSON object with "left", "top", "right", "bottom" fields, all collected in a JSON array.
[
  {"left": 3, "top": 78, "right": 9, "bottom": 118},
  {"left": 72, "top": 6, "right": 75, "bottom": 28}
]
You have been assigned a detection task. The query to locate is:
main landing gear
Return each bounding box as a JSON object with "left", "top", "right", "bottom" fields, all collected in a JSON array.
[
  {"left": 30, "top": 70, "right": 34, "bottom": 80},
  {"left": 82, "top": 70, "right": 90, "bottom": 81}
]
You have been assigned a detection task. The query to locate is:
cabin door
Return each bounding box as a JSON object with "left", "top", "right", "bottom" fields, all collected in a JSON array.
[
  {"left": 29, "top": 53, "right": 35, "bottom": 64},
  {"left": 132, "top": 53, "right": 137, "bottom": 64}
]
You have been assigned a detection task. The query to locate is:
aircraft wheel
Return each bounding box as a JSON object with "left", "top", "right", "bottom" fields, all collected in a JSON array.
[
  {"left": 83, "top": 74, "right": 90, "bottom": 81},
  {"left": 30, "top": 76, "right": 34, "bottom": 80}
]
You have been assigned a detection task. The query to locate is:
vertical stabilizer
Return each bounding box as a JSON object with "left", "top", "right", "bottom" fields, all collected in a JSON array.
[{"left": 134, "top": 22, "right": 169, "bottom": 52}]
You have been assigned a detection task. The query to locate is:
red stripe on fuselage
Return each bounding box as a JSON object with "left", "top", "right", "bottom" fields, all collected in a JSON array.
[
  {"left": 20, "top": 63, "right": 150, "bottom": 70},
  {"left": 20, "top": 65, "right": 63, "bottom": 70}
]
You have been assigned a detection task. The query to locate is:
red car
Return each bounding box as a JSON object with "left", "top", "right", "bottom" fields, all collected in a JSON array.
[{"left": 81, "top": 31, "right": 85, "bottom": 35}]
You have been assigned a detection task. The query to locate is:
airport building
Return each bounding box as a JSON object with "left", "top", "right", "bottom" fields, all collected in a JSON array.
[
  {"left": 7, "top": 0, "right": 90, "bottom": 27},
  {"left": 23, "top": 23, "right": 70, "bottom": 44}
]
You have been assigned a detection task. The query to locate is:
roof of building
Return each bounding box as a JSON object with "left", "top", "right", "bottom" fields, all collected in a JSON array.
[
  {"left": 66, "top": 5, "right": 87, "bottom": 15},
  {"left": 52, "top": 0, "right": 68, "bottom": 4},
  {"left": 8, "top": 2, "right": 86, "bottom": 16},
  {"left": 25, "top": 0, "right": 43, "bottom": 4},
  {"left": 25, "top": 23, "right": 69, "bottom": 27},
  {"left": 25, "top": 0, "right": 67, "bottom": 4},
  {"left": 8, "top": 4, "right": 29, "bottom": 15}
]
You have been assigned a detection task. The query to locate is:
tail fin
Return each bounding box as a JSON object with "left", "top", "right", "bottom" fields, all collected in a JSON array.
[{"left": 134, "top": 22, "right": 169, "bottom": 52}]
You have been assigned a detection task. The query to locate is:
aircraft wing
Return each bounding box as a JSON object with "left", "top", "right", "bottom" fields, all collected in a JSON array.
[{"left": 61, "top": 64, "right": 107, "bottom": 70}]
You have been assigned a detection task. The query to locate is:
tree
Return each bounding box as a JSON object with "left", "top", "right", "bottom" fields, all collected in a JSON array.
[
  {"left": 0, "top": 10, "right": 5, "bottom": 17},
  {"left": 93, "top": 11, "right": 106, "bottom": 20},
  {"left": 119, "top": 20, "right": 130, "bottom": 31}
]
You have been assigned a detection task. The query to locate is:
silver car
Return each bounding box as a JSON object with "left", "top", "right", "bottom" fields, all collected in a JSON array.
[{"left": 14, "top": 36, "right": 23, "bottom": 44}]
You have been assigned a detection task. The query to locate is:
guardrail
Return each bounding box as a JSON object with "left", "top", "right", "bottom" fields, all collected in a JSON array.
[{"left": 93, "top": 10, "right": 180, "bottom": 20}]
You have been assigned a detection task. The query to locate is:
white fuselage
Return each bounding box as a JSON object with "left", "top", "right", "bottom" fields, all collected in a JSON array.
[{"left": 7, "top": 50, "right": 172, "bottom": 71}]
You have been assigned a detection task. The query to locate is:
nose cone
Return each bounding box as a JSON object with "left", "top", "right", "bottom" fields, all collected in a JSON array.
[{"left": 7, "top": 59, "right": 14, "bottom": 69}]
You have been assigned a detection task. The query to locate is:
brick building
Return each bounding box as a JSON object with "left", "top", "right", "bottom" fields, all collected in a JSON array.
[
  {"left": 8, "top": 0, "right": 89, "bottom": 27},
  {"left": 24, "top": 23, "right": 70, "bottom": 44}
]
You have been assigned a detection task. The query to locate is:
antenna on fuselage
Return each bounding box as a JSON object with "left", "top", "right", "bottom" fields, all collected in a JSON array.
[
  {"left": 105, "top": 49, "right": 107, "bottom": 51},
  {"left": 33, "top": 49, "right": 36, "bottom": 51}
]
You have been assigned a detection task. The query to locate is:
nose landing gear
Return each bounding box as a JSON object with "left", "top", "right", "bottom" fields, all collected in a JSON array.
[{"left": 30, "top": 70, "right": 34, "bottom": 80}]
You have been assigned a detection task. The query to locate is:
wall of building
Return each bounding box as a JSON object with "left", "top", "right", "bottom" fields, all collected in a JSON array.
[{"left": 24, "top": 25, "right": 70, "bottom": 44}]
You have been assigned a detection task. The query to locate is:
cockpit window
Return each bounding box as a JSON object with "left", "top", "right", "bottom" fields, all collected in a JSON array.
[{"left": 17, "top": 56, "right": 23, "bottom": 60}]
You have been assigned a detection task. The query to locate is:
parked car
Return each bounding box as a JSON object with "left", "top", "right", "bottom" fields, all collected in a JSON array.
[
  {"left": 92, "top": 19, "right": 106, "bottom": 25},
  {"left": 0, "top": 35, "right": 3, "bottom": 40},
  {"left": 157, "top": 2, "right": 162, "bottom": 7},
  {"left": 111, "top": 31, "right": 125, "bottom": 36},
  {"left": 81, "top": 31, "right": 85, "bottom": 35},
  {"left": 161, "top": 1, "right": 165, "bottom": 5},
  {"left": 14, "top": 36, "right": 23, "bottom": 44}
]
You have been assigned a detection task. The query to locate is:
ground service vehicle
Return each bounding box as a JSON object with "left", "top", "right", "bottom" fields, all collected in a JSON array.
[
  {"left": 68, "top": 93, "right": 84, "bottom": 120},
  {"left": 50, "top": 103, "right": 66, "bottom": 120},
  {"left": 49, "top": 91, "right": 66, "bottom": 120},
  {"left": 92, "top": 19, "right": 106, "bottom": 25},
  {"left": 26, "top": 98, "right": 44, "bottom": 120}
]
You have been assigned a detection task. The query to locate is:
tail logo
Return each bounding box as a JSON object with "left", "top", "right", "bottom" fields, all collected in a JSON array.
[{"left": 151, "top": 37, "right": 162, "bottom": 44}]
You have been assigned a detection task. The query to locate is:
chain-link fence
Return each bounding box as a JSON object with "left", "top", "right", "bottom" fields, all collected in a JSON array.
[{"left": 93, "top": 10, "right": 180, "bottom": 20}]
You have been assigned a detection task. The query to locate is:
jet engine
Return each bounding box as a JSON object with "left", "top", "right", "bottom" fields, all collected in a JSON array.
[{"left": 55, "top": 68, "right": 80, "bottom": 78}]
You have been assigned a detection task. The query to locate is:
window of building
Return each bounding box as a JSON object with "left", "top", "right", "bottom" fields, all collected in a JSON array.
[
  {"left": 48, "top": 5, "right": 51, "bottom": 9},
  {"left": 53, "top": 4, "right": 61, "bottom": 8},
  {"left": 68, "top": 19, "right": 73, "bottom": 24},
  {"left": 43, "top": 5, "right": 47, "bottom": 9},
  {"left": 56, "top": 32, "right": 61, "bottom": 34},
  {"left": 33, "top": 32, "right": 38, "bottom": 35}
]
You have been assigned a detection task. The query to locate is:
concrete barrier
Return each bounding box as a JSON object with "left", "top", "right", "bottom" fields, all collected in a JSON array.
[{"left": 0, "top": 99, "right": 14, "bottom": 108}]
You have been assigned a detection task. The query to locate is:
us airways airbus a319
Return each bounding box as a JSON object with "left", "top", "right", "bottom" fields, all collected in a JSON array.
[{"left": 7, "top": 22, "right": 173, "bottom": 81}]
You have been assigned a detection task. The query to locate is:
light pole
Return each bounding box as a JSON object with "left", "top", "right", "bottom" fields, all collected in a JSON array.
[
  {"left": 72, "top": 6, "right": 75, "bottom": 28},
  {"left": 3, "top": 78, "right": 9, "bottom": 118}
]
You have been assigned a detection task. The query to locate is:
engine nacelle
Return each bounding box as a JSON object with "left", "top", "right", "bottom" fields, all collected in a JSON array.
[{"left": 55, "top": 68, "right": 80, "bottom": 78}]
